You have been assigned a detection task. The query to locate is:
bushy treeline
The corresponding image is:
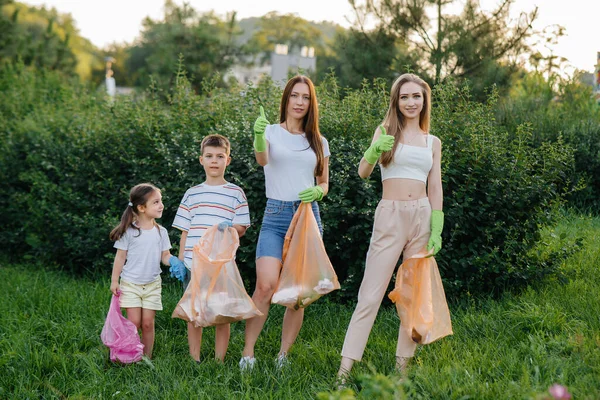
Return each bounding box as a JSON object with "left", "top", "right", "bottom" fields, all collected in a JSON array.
[
  {"left": 0, "top": 63, "right": 584, "bottom": 299},
  {"left": 497, "top": 72, "right": 600, "bottom": 208}
]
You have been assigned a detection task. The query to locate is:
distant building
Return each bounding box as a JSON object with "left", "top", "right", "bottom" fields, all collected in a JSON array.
[
  {"left": 225, "top": 44, "right": 316, "bottom": 87},
  {"left": 225, "top": 59, "right": 271, "bottom": 85},
  {"left": 579, "top": 72, "right": 594, "bottom": 88},
  {"left": 270, "top": 45, "right": 316, "bottom": 86}
]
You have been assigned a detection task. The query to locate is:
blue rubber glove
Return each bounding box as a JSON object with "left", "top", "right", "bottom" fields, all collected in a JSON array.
[
  {"left": 169, "top": 255, "right": 187, "bottom": 282},
  {"left": 218, "top": 220, "right": 233, "bottom": 232}
]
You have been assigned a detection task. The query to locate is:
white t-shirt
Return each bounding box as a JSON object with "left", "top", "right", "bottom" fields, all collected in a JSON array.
[
  {"left": 172, "top": 182, "right": 251, "bottom": 268},
  {"left": 264, "top": 124, "right": 331, "bottom": 201},
  {"left": 114, "top": 224, "right": 172, "bottom": 285}
]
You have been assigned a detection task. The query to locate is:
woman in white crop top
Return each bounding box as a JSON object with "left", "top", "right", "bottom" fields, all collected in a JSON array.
[
  {"left": 338, "top": 73, "right": 447, "bottom": 380},
  {"left": 240, "top": 75, "right": 331, "bottom": 370}
]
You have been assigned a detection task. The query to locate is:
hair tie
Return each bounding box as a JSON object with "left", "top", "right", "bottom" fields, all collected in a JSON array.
[{"left": 128, "top": 201, "right": 133, "bottom": 207}]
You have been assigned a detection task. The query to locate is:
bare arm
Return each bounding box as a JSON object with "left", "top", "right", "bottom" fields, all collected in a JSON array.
[
  {"left": 233, "top": 225, "right": 248, "bottom": 238},
  {"left": 427, "top": 136, "right": 443, "bottom": 210},
  {"left": 358, "top": 126, "right": 384, "bottom": 179},
  {"left": 254, "top": 141, "right": 269, "bottom": 166},
  {"left": 110, "top": 249, "right": 127, "bottom": 295},
  {"left": 316, "top": 156, "right": 331, "bottom": 196},
  {"left": 178, "top": 230, "right": 188, "bottom": 260},
  {"left": 160, "top": 250, "right": 172, "bottom": 266}
]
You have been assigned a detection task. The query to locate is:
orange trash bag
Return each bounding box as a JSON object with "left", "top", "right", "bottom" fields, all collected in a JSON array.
[
  {"left": 172, "top": 225, "right": 262, "bottom": 327},
  {"left": 271, "top": 202, "right": 340, "bottom": 310},
  {"left": 388, "top": 251, "right": 453, "bottom": 345}
]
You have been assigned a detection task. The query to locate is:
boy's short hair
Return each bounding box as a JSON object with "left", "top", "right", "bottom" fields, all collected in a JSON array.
[{"left": 201, "top": 134, "right": 231, "bottom": 155}]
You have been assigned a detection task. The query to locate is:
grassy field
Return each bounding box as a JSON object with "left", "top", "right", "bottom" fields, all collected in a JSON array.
[{"left": 1, "top": 213, "right": 599, "bottom": 399}]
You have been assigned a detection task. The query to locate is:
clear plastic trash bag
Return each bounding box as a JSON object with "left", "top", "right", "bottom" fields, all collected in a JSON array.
[{"left": 172, "top": 225, "right": 262, "bottom": 327}]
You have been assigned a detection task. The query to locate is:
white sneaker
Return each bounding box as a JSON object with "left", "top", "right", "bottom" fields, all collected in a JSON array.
[
  {"left": 275, "top": 352, "right": 289, "bottom": 369},
  {"left": 239, "top": 356, "right": 256, "bottom": 371}
]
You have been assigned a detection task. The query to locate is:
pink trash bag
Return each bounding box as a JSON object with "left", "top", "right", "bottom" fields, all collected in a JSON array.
[{"left": 100, "top": 293, "right": 144, "bottom": 363}]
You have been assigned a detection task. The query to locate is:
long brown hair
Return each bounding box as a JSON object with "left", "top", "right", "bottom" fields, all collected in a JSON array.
[
  {"left": 380, "top": 73, "right": 432, "bottom": 168},
  {"left": 109, "top": 183, "right": 160, "bottom": 241},
  {"left": 279, "top": 75, "right": 325, "bottom": 177}
]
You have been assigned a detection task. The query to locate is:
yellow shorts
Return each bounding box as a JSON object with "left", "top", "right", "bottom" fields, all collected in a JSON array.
[{"left": 119, "top": 276, "right": 163, "bottom": 311}]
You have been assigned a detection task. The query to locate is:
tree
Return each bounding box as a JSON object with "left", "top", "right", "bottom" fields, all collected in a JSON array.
[
  {"left": 248, "top": 12, "right": 325, "bottom": 58},
  {"left": 126, "top": 0, "right": 243, "bottom": 92},
  {"left": 0, "top": 0, "right": 15, "bottom": 57},
  {"left": 349, "top": 0, "right": 538, "bottom": 95},
  {"left": 0, "top": 2, "right": 78, "bottom": 74},
  {"left": 318, "top": 26, "right": 418, "bottom": 88}
]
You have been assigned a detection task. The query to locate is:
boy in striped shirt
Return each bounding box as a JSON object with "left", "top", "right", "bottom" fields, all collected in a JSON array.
[{"left": 172, "top": 134, "right": 251, "bottom": 362}]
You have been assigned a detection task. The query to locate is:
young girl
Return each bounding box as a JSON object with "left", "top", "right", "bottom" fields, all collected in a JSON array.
[
  {"left": 109, "top": 183, "right": 185, "bottom": 359},
  {"left": 338, "top": 73, "right": 444, "bottom": 378},
  {"left": 240, "top": 75, "right": 330, "bottom": 370}
]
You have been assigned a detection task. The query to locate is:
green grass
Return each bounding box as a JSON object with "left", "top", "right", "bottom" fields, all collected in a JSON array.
[{"left": 1, "top": 212, "right": 599, "bottom": 399}]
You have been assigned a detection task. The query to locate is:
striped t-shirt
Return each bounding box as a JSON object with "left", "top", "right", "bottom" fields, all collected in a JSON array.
[{"left": 172, "top": 182, "right": 251, "bottom": 268}]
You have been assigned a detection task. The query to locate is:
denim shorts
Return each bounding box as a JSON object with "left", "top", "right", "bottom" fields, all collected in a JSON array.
[{"left": 256, "top": 199, "right": 323, "bottom": 261}]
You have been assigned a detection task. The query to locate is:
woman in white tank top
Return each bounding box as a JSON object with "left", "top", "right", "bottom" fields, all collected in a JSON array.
[{"left": 338, "top": 73, "right": 446, "bottom": 380}]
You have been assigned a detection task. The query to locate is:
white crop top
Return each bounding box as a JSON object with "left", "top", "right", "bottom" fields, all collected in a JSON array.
[{"left": 380, "top": 134, "right": 434, "bottom": 183}]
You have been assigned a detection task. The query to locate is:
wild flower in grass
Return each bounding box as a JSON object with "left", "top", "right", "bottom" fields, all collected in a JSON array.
[{"left": 548, "top": 384, "right": 571, "bottom": 400}]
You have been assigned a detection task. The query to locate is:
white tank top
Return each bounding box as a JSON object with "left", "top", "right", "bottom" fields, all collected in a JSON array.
[{"left": 380, "top": 135, "right": 434, "bottom": 183}]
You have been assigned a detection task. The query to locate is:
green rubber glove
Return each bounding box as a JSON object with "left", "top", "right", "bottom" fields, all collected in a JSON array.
[
  {"left": 298, "top": 186, "right": 324, "bottom": 203},
  {"left": 253, "top": 105, "right": 269, "bottom": 152},
  {"left": 363, "top": 126, "right": 395, "bottom": 165},
  {"left": 427, "top": 210, "right": 444, "bottom": 255}
]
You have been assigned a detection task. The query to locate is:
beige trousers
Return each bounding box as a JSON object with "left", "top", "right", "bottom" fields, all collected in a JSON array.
[{"left": 341, "top": 197, "right": 431, "bottom": 361}]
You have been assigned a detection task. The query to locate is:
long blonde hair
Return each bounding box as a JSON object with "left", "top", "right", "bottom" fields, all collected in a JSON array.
[{"left": 380, "top": 73, "right": 432, "bottom": 168}]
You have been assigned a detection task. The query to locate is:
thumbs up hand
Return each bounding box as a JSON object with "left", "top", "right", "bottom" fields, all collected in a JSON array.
[
  {"left": 253, "top": 105, "right": 269, "bottom": 152},
  {"left": 364, "top": 125, "right": 395, "bottom": 165}
]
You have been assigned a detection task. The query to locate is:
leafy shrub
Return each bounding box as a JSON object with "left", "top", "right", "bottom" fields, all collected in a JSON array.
[
  {"left": 0, "top": 64, "right": 577, "bottom": 298},
  {"left": 497, "top": 72, "right": 600, "bottom": 208},
  {"left": 434, "top": 82, "right": 577, "bottom": 295}
]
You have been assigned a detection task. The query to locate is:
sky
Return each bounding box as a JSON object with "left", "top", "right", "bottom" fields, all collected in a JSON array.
[{"left": 22, "top": 0, "right": 600, "bottom": 74}]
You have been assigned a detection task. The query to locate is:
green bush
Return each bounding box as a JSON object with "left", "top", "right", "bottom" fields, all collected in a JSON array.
[
  {"left": 434, "top": 83, "right": 577, "bottom": 295},
  {"left": 0, "top": 64, "right": 577, "bottom": 298},
  {"left": 497, "top": 72, "right": 600, "bottom": 208}
]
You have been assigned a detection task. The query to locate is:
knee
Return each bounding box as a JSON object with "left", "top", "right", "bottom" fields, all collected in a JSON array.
[
  {"left": 355, "top": 294, "right": 381, "bottom": 315},
  {"left": 142, "top": 319, "right": 155, "bottom": 332},
  {"left": 254, "top": 282, "right": 276, "bottom": 301}
]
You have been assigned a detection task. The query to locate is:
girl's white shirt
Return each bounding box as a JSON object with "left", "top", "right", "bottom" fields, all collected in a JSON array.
[
  {"left": 114, "top": 224, "right": 171, "bottom": 284},
  {"left": 263, "top": 124, "right": 330, "bottom": 201}
]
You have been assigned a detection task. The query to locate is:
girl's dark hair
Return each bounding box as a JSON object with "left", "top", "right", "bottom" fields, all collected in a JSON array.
[
  {"left": 109, "top": 183, "right": 160, "bottom": 241},
  {"left": 279, "top": 75, "right": 325, "bottom": 177}
]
